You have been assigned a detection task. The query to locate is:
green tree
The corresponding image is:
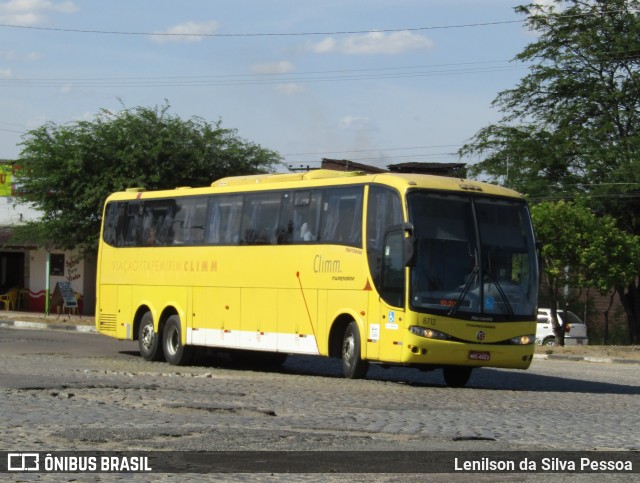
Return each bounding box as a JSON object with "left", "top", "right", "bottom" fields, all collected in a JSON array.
[
  {"left": 531, "top": 201, "right": 640, "bottom": 344},
  {"left": 460, "top": 0, "right": 640, "bottom": 342},
  {"left": 13, "top": 103, "right": 281, "bottom": 252}
]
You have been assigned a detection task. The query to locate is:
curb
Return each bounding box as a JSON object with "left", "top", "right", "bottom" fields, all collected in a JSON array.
[
  {"left": 533, "top": 353, "right": 640, "bottom": 365},
  {"left": 0, "top": 319, "right": 96, "bottom": 333}
]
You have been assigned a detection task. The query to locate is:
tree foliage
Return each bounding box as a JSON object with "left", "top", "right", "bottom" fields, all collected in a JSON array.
[
  {"left": 459, "top": 0, "right": 640, "bottom": 342},
  {"left": 13, "top": 103, "right": 281, "bottom": 252},
  {"left": 462, "top": 0, "right": 640, "bottom": 202},
  {"left": 531, "top": 201, "right": 640, "bottom": 343}
]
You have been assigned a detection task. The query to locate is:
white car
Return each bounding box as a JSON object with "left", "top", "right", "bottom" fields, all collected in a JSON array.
[{"left": 536, "top": 308, "right": 589, "bottom": 346}]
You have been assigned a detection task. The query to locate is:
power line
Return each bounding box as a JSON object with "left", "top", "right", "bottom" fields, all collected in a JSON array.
[
  {"left": 0, "top": 64, "right": 526, "bottom": 88},
  {"left": 0, "top": 19, "right": 525, "bottom": 38},
  {"left": 0, "top": 7, "right": 630, "bottom": 39}
]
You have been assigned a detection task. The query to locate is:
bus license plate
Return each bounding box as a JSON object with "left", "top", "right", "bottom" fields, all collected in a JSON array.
[{"left": 469, "top": 351, "right": 490, "bottom": 361}]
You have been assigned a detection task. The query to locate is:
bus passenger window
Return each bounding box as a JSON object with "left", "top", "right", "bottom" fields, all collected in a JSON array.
[
  {"left": 205, "top": 195, "right": 243, "bottom": 245},
  {"left": 120, "top": 202, "right": 142, "bottom": 247},
  {"left": 240, "top": 193, "right": 282, "bottom": 245},
  {"left": 276, "top": 192, "right": 294, "bottom": 244},
  {"left": 174, "top": 197, "right": 207, "bottom": 245},
  {"left": 292, "top": 190, "right": 321, "bottom": 242},
  {"left": 319, "top": 186, "right": 363, "bottom": 246},
  {"left": 102, "top": 202, "right": 119, "bottom": 247},
  {"left": 142, "top": 200, "right": 176, "bottom": 246}
]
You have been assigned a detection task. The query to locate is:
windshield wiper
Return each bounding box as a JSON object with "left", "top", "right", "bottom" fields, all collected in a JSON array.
[
  {"left": 448, "top": 264, "right": 479, "bottom": 316},
  {"left": 483, "top": 272, "right": 514, "bottom": 316}
]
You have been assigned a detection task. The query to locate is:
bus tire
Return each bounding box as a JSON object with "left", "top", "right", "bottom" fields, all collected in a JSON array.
[
  {"left": 163, "top": 315, "right": 193, "bottom": 366},
  {"left": 342, "top": 321, "right": 369, "bottom": 379},
  {"left": 138, "top": 312, "right": 163, "bottom": 361},
  {"left": 443, "top": 366, "right": 472, "bottom": 388}
]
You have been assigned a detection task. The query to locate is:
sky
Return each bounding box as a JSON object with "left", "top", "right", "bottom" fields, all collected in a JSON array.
[{"left": 0, "top": 0, "right": 548, "bottom": 172}]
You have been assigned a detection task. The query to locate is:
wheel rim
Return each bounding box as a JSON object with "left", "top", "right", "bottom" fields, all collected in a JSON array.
[
  {"left": 141, "top": 324, "right": 154, "bottom": 351},
  {"left": 166, "top": 325, "right": 180, "bottom": 356},
  {"left": 343, "top": 333, "right": 355, "bottom": 364}
]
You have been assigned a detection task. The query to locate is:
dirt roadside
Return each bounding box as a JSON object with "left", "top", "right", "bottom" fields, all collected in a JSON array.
[{"left": 2, "top": 311, "right": 639, "bottom": 361}]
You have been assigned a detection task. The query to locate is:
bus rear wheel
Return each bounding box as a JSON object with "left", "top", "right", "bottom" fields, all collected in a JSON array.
[
  {"left": 163, "top": 315, "right": 193, "bottom": 366},
  {"left": 442, "top": 367, "right": 472, "bottom": 388},
  {"left": 342, "top": 321, "right": 369, "bottom": 379},
  {"left": 138, "top": 312, "right": 163, "bottom": 361}
]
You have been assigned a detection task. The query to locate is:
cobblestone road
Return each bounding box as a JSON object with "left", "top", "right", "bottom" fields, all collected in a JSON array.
[{"left": 1, "top": 327, "right": 639, "bottom": 481}]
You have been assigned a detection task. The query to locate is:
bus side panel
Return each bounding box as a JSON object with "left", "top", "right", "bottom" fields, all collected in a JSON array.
[
  {"left": 191, "top": 287, "right": 242, "bottom": 348},
  {"left": 241, "top": 288, "right": 278, "bottom": 351},
  {"left": 209, "top": 287, "right": 240, "bottom": 347},
  {"left": 97, "top": 284, "right": 117, "bottom": 336},
  {"left": 190, "top": 286, "right": 213, "bottom": 345},
  {"left": 277, "top": 288, "right": 320, "bottom": 355},
  {"left": 116, "top": 285, "right": 132, "bottom": 340}
]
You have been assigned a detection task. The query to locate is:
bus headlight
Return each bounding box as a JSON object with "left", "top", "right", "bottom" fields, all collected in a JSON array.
[
  {"left": 409, "top": 326, "right": 451, "bottom": 340},
  {"left": 509, "top": 334, "right": 536, "bottom": 345}
]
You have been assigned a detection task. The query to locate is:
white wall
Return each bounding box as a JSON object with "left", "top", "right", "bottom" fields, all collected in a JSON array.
[
  {"left": 0, "top": 198, "right": 40, "bottom": 225},
  {"left": 29, "top": 249, "right": 86, "bottom": 293}
]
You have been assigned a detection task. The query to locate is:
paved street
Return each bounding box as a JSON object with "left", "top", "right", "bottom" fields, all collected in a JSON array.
[{"left": 2, "top": 326, "right": 639, "bottom": 459}]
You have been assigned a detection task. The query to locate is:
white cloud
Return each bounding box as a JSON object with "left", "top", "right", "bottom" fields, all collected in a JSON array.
[
  {"left": 251, "top": 61, "right": 294, "bottom": 75},
  {"left": 533, "top": 0, "right": 556, "bottom": 7},
  {"left": 0, "top": 67, "right": 14, "bottom": 78},
  {"left": 0, "top": 0, "right": 77, "bottom": 25},
  {"left": 150, "top": 20, "right": 219, "bottom": 44},
  {"left": 309, "top": 31, "right": 434, "bottom": 55},
  {"left": 1, "top": 49, "right": 42, "bottom": 61},
  {"left": 339, "top": 115, "right": 377, "bottom": 131},
  {"left": 276, "top": 83, "right": 306, "bottom": 95}
]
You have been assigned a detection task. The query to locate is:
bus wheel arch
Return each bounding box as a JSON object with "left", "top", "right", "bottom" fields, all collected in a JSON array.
[
  {"left": 328, "top": 314, "right": 369, "bottom": 379},
  {"left": 133, "top": 305, "right": 152, "bottom": 341}
]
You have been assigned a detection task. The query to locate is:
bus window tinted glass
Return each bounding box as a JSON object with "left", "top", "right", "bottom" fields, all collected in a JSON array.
[
  {"left": 319, "top": 187, "right": 363, "bottom": 246},
  {"left": 205, "top": 195, "right": 243, "bottom": 245},
  {"left": 408, "top": 192, "right": 537, "bottom": 318},
  {"left": 240, "top": 193, "right": 282, "bottom": 245},
  {"left": 142, "top": 200, "right": 177, "bottom": 246},
  {"left": 292, "top": 190, "right": 322, "bottom": 242},
  {"left": 367, "top": 186, "right": 403, "bottom": 288},
  {"left": 112, "top": 202, "right": 142, "bottom": 247},
  {"left": 276, "top": 191, "right": 294, "bottom": 244},
  {"left": 173, "top": 197, "right": 207, "bottom": 245},
  {"left": 102, "top": 202, "right": 119, "bottom": 247}
]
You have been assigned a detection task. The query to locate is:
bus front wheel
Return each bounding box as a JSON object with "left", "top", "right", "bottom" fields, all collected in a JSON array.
[
  {"left": 342, "top": 321, "right": 369, "bottom": 379},
  {"left": 443, "top": 367, "right": 472, "bottom": 388},
  {"left": 138, "top": 312, "right": 163, "bottom": 361},
  {"left": 163, "top": 315, "right": 193, "bottom": 366}
]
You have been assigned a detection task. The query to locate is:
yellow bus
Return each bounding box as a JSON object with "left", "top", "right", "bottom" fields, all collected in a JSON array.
[{"left": 96, "top": 169, "right": 538, "bottom": 387}]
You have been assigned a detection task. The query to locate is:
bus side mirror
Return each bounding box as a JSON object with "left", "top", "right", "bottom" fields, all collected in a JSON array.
[
  {"left": 404, "top": 236, "right": 416, "bottom": 268},
  {"left": 402, "top": 223, "right": 416, "bottom": 268}
]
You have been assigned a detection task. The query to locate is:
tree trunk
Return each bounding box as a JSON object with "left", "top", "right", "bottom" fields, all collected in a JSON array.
[
  {"left": 617, "top": 278, "right": 640, "bottom": 344},
  {"left": 602, "top": 291, "right": 616, "bottom": 345},
  {"left": 548, "top": 281, "right": 564, "bottom": 346}
]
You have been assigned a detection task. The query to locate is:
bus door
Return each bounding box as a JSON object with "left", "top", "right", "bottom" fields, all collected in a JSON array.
[{"left": 374, "top": 226, "right": 410, "bottom": 363}]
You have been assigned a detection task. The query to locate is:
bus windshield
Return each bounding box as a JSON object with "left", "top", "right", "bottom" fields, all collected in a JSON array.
[{"left": 407, "top": 191, "right": 537, "bottom": 320}]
